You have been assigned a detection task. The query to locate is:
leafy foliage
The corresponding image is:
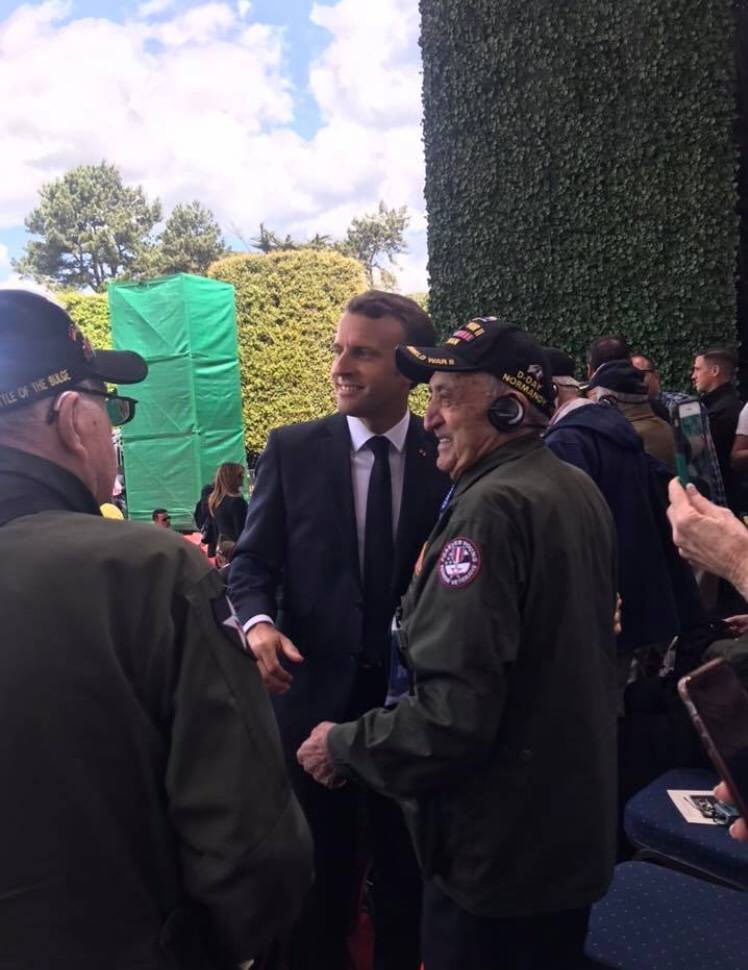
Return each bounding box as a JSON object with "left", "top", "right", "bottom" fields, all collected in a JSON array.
[
  {"left": 208, "top": 249, "right": 366, "bottom": 451},
  {"left": 420, "top": 0, "right": 739, "bottom": 387},
  {"left": 15, "top": 162, "right": 161, "bottom": 292},
  {"left": 58, "top": 291, "right": 112, "bottom": 349},
  {"left": 245, "top": 201, "right": 409, "bottom": 289},
  {"left": 151, "top": 200, "right": 228, "bottom": 275},
  {"left": 337, "top": 201, "right": 410, "bottom": 287}
]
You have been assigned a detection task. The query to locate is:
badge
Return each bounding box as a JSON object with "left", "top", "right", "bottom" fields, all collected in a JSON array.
[
  {"left": 211, "top": 594, "right": 253, "bottom": 656},
  {"left": 438, "top": 537, "right": 481, "bottom": 588}
]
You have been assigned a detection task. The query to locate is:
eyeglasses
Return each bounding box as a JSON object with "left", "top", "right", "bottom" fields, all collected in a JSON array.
[{"left": 46, "top": 387, "right": 138, "bottom": 426}]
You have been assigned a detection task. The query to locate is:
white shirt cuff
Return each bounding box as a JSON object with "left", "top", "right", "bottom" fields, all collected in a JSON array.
[{"left": 243, "top": 614, "right": 275, "bottom": 634}]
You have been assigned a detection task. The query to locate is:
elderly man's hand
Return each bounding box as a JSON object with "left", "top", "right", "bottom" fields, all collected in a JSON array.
[
  {"left": 714, "top": 781, "right": 748, "bottom": 843},
  {"left": 667, "top": 480, "right": 748, "bottom": 595},
  {"left": 297, "top": 722, "right": 345, "bottom": 789}
]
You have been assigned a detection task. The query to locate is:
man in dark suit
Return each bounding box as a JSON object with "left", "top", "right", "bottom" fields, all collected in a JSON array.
[{"left": 229, "top": 290, "right": 450, "bottom": 970}]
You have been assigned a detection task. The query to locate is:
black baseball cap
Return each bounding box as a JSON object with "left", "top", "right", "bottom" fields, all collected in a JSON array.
[
  {"left": 544, "top": 347, "right": 577, "bottom": 379},
  {"left": 0, "top": 290, "right": 147, "bottom": 414},
  {"left": 588, "top": 360, "right": 647, "bottom": 396},
  {"left": 396, "top": 317, "right": 555, "bottom": 416}
]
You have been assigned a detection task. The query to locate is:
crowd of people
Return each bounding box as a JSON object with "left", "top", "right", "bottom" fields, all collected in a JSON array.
[{"left": 1, "top": 285, "right": 747, "bottom": 969}]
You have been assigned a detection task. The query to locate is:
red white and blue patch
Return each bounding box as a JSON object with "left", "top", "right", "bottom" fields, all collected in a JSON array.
[{"left": 438, "top": 537, "right": 481, "bottom": 588}]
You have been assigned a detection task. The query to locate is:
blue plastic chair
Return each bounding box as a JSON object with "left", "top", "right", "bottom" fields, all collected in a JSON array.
[
  {"left": 586, "top": 861, "right": 748, "bottom": 969},
  {"left": 624, "top": 767, "right": 748, "bottom": 889}
]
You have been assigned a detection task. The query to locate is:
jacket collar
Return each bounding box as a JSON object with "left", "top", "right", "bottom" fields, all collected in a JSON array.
[
  {"left": 702, "top": 382, "right": 738, "bottom": 407},
  {"left": 0, "top": 444, "right": 101, "bottom": 520},
  {"left": 452, "top": 434, "right": 544, "bottom": 501}
]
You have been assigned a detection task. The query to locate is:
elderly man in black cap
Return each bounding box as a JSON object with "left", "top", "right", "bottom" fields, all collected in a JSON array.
[
  {"left": 588, "top": 359, "right": 675, "bottom": 472},
  {"left": 297, "top": 318, "right": 619, "bottom": 970},
  {"left": 0, "top": 290, "right": 312, "bottom": 969},
  {"left": 544, "top": 348, "right": 702, "bottom": 700}
]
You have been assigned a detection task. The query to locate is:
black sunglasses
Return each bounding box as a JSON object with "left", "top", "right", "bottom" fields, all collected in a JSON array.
[{"left": 47, "top": 386, "right": 138, "bottom": 426}]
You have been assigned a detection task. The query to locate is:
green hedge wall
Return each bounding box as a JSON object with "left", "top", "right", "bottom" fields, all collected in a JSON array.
[
  {"left": 59, "top": 291, "right": 111, "bottom": 349},
  {"left": 420, "top": 0, "right": 739, "bottom": 387},
  {"left": 209, "top": 250, "right": 366, "bottom": 452}
]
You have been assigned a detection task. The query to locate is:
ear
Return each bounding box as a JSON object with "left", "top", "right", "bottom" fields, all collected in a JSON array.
[{"left": 54, "top": 391, "right": 90, "bottom": 464}]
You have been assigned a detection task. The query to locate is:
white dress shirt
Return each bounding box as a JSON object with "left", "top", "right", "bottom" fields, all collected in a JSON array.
[
  {"left": 347, "top": 410, "right": 410, "bottom": 575},
  {"left": 243, "top": 410, "right": 410, "bottom": 633}
]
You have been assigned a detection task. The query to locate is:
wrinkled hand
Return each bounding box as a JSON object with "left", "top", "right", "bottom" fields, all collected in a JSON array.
[
  {"left": 247, "top": 622, "right": 303, "bottom": 694},
  {"left": 725, "top": 614, "right": 748, "bottom": 638},
  {"left": 714, "top": 781, "right": 748, "bottom": 843},
  {"left": 667, "top": 480, "right": 748, "bottom": 595},
  {"left": 297, "top": 722, "right": 344, "bottom": 789}
]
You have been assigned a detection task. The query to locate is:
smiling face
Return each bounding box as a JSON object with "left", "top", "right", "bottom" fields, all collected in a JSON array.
[
  {"left": 424, "top": 371, "right": 503, "bottom": 480},
  {"left": 330, "top": 311, "right": 412, "bottom": 433}
]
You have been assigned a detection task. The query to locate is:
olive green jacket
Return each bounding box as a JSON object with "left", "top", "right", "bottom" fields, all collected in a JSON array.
[
  {"left": 0, "top": 445, "right": 312, "bottom": 969},
  {"left": 329, "top": 436, "right": 618, "bottom": 918}
]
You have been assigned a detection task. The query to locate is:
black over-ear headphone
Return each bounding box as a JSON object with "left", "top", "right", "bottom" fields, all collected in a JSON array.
[{"left": 487, "top": 394, "right": 526, "bottom": 432}]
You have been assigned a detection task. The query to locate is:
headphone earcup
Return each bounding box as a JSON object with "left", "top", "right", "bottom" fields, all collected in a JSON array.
[{"left": 487, "top": 395, "right": 525, "bottom": 432}]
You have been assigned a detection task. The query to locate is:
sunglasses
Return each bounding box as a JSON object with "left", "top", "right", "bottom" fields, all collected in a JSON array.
[{"left": 47, "top": 387, "right": 139, "bottom": 426}]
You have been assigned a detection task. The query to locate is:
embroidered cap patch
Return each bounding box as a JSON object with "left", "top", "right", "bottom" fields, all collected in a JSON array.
[{"left": 438, "top": 537, "right": 481, "bottom": 588}]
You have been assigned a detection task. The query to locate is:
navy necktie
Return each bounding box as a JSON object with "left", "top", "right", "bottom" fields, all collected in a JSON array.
[{"left": 362, "top": 435, "right": 394, "bottom": 663}]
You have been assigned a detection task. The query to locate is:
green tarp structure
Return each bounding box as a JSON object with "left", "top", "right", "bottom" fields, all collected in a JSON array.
[{"left": 108, "top": 274, "right": 245, "bottom": 529}]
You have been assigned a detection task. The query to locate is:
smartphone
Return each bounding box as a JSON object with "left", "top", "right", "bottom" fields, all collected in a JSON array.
[
  {"left": 672, "top": 398, "right": 714, "bottom": 498},
  {"left": 678, "top": 658, "right": 748, "bottom": 821}
]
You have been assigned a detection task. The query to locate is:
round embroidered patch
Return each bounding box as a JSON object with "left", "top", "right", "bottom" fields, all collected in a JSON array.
[{"left": 438, "top": 537, "right": 481, "bottom": 588}]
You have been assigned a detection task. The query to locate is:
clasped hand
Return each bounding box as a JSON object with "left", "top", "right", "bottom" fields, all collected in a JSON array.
[{"left": 297, "top": 722, "right": 345, "bottom": 788}]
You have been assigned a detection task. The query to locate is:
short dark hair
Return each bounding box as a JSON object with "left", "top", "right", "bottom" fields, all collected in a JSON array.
[
  {"left": 346, "top": 290, "right": 436, "bottom": 346},
  {"left": 702, "top": 346, "right": 737, "bottom": 379},
  {"left": 151, "top": 508, "right": 169, "bottom": 520},
  {"left": 631, "top": 352, "right": 656, "bottom": 372},
  {"left": 587, "top": 335, "right": 631, "bottom": 371}
]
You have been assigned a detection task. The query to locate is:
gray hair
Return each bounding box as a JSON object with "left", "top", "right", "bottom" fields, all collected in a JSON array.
[{"left": 470, "top": 372, "right": 549, "bottom": 429}]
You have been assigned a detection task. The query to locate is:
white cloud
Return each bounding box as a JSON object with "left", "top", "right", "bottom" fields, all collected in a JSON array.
[
  {"left": 0, "top": 0, "right": 429, "bottom": 291},
  {"left": 136, "top": 0, "right": 174, "bottom": 18}
]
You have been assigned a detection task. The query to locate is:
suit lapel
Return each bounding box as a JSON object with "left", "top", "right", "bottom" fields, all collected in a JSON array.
[
  {"left": 394, "top": 415, "right": 438, "bottom": 586},
  {"left": 324, "top": 413, "right": 361, "bottom": 587}
]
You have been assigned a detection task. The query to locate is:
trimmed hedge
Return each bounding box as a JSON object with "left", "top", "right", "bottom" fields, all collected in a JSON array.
[
  {"left": 420, "top": 0, "right": 739, "bottom": 387},
  {"left": 208, "top": 250, "right": 366, "bottom": 452},
  {"left": 59, "top": 291, "right": 111, "bottom": 349}
]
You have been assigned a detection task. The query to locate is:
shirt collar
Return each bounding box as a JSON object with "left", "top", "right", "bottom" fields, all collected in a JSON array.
[
  {"left": 549, "top": 397, "right": 594, "bottom": 426},
  {"left": 346, "top": 410, "right": 410, "bottom": 453},
  {"left": 0, "top": 444, "right": 102, "bottom": 519}
]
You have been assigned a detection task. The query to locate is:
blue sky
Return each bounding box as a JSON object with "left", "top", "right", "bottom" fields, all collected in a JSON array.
[{"left": 0, "top": 0, "right": 427, "bottom": 289}]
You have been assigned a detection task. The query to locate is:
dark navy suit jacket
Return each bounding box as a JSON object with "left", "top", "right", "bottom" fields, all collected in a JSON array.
[{"left": 229, "top": 412, "right": 450, "bottom": 755}]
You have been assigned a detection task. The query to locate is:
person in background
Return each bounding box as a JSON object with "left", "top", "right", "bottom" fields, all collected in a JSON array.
[
  {"left": 194, "top": 483, "right": 213, "bottom": 530},
  {"left": 209, "top": 462, "right": 248, "bottom": 543},
  {"left": 152, "top": 507, "right": 171, "bottom": 528},
  {"left": 544, "top": 349, "right": 701, "bottom": 697},
  {"left": 587, "top": 360, "right": 676, "bottom": 472},
  {"left": 0, "top": 289, "right": 312, "bottom": 969},
  {"left": 298, "top": 320, "right": 618, "bottom": 970},
  {"left": 692, "top": 347, "right": 742, "bottom": 507},
  {"left": 586, "top": 334, "right": 631, "bottom": 377},
  {"left": 195, "top": 483, "right": 217, "bottom": 556},
  {"left": 631, "top": 351, "right": 727, "bottom": 506},
  {"left": 730, "top": 401, "right": 748, "bottom": 515},
  {"left": 629, "top": 352, "right": 674, "bottom": 422}
]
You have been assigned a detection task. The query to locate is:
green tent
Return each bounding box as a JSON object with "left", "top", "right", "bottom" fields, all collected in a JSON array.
[{"left": 108, "top": 274, "right": 245, "bottom": 529}]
